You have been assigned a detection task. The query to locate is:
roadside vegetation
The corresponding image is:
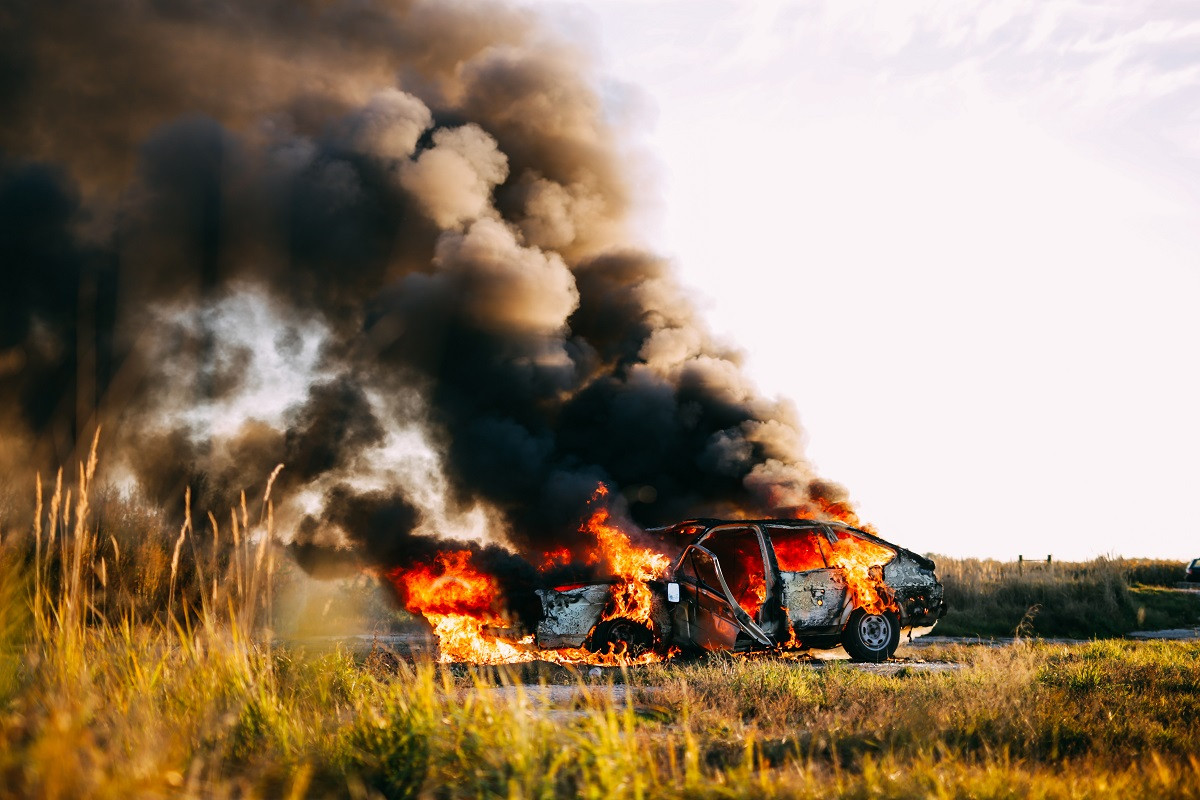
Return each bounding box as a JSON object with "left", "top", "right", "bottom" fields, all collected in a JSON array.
[
  {"left": 932, "top": 555, "right": 1199, "bottom": 638},
  {"left": 2, "top": 453, "right": 1200, "bottom": 797}
]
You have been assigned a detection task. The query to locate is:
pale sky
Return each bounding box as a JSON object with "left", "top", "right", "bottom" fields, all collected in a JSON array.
[{"left": 529, "top": 0, "right": 1200, "bottom": 560}]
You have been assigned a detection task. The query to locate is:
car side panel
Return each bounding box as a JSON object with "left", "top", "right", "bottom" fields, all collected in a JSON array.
[
  {"left": 882, "top": 551, "right": 945, "bottom": 626},
  {"left": 535, "top": 585, "right": 610, "bottom": 648},
  {"left": 780, "top": 569, "right": 847, "bottom": 629},
  {"left": 695, "top": 580, "right": 745, "bottom": 649}
]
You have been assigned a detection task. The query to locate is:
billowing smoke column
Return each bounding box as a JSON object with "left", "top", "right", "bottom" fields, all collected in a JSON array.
[{"left": 0, "top": 0, "right": 860, "bottom": 614}]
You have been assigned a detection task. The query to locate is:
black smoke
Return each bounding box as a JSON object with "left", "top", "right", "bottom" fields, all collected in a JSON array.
[{"left": 0, "top": 0, "right": 859, "bottom": 610}]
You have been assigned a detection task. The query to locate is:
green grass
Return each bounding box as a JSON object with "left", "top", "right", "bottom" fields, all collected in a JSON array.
[
  {"left": 932, "top": 556, "right": 1200, "bottom": 638},
  {"left": 2, "top": 453, "right": 1200, "bottom": 797}
]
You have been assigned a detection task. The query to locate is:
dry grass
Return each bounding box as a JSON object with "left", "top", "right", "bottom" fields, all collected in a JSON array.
[
  {"left": 933, "top": 555, "right": 1199, "bottom": 638},
  {"left": 2, "top": 449, "right": 1200, "bottom": 797}
]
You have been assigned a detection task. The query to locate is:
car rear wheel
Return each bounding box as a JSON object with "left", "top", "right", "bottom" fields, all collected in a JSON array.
[
  {"left": 586, "top": 618, "right": 654, "bottom": 657},
  {"left": 841, "top": 609, "right": 900, "bottom": 663}
]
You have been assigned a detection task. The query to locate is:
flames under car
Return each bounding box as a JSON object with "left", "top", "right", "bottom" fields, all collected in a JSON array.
[{"left": 535, "top": 519, "right": 946, "bottom": 662}]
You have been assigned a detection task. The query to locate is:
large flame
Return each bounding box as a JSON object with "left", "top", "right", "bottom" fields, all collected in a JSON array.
[
  {"left": 385, "top": 487, "right": 674, "bottom": 664},
  {"left": 582, "top": 486, "right": 671, "bottom": 626},
  {"left": 387, "top": 550, "right": 531, "bottom": 664},
  {"left": 823, "top": 533, "right": 897, "bottom": 615},
  {"left": 782, "top": 505, "right": 896, "bottom": 617},
  {"left": 390, "top": 550, "right": 501, "bottom": 621}
]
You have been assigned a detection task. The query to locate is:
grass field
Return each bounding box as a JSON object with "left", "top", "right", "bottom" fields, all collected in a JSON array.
[
  {"left": 933, "top": 555, "right": 1200, "bottom": 638},
  {"left": 2, "top": 460, "right": 1200, "bottom": 797}
]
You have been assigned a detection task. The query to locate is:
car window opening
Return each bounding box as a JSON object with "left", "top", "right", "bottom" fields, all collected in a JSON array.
[
  {"left": 702, "top": 527, "right": 767, "bottom": 620},
  {"left": 768, "top": 526, "right": 829, "bottom": 572}
]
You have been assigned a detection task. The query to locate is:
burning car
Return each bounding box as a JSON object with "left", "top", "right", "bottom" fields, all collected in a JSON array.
[{"left": 536, "top": 519, "right": 945, "bottom": 663}]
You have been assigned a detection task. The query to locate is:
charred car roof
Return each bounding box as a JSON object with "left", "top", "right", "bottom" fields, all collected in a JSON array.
[{"left": 646, "top": 518, "right": 936, "bottom": 572}]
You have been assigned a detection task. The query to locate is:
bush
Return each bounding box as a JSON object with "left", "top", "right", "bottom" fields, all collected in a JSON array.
[
  {"left": 338, "top": 690, "right": 429, "bottom": 799},
  {"left": 931, "top": 556, "right": 1200, "bottom": 638}
]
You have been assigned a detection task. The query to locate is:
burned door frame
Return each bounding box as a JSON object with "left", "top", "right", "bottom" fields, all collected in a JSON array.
[
  {"left": 694, "top": 523, "right": 786, "bottom": 639},
  {"left": 670, "top": 543, "right": 772, "bottom": 651},
  {"left": 764, "top": 523, "right": 851, "bottom": 639}
]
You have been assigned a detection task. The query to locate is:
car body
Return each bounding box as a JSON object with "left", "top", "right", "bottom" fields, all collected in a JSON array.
[
  {"left": 536, "top": 518, "right": 946, "bottom": 662},
  {"left": 1186, "top": 558, "right": 1200, "bottom": 583}
]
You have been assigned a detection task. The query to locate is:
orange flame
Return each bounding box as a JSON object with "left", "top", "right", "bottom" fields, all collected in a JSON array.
[
  {"left": 387, "top": 550, "right": 532, "bottom": 664},
  {"left": 742, "top": 578, "right": 766, "bottom": 620},
  {"left": 538, "top": 547, "right": 572, "bottom": 571},
  {"left": 779, "top": 603, "right": 799, "bottom": 648},
  {"left": 823, "top": 533, "right": 897, "bottom": 615},
  {"left": 385, "top": 498, "right": 676, "bottom": 665},
  {"left": 810, "top": 496, "right": 861, "bottom": 526},
  {"left": 390, "top": 550, "right": 501, "bottom": 622},
  {"left": 780, "top": 501, "right": 893, "bottom": 616},
  {"left": 581, "top": 486, "right": 670, "bottom": 626},
  {"left": 386, "top": 486, "right": 893, "bottom": 664}
]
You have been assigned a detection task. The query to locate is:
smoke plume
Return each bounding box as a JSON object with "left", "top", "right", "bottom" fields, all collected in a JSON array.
[{"left": 0, "top": 0, "right": 859, "bottom": 602}]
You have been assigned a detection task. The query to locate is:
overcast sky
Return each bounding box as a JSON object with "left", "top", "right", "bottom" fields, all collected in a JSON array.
[{"left": 528, "top": 0, "right": 1200, "bottom": 560}]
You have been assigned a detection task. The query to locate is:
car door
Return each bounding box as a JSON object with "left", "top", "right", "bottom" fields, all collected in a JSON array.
[
  {"left": 765, "top": 525, "right": 848, "bottom": 631},
  {"left": 697, "top": 524, "right": 773, "bottom": 625},
  {"left": 671, "top": 544, "right": 772, "bottom": 650}
]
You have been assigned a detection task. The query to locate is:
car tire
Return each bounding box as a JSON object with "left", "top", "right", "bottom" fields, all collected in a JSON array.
[
  {"left": 586, "top": 618, "right": 655, "bottom": 657},
  {"left": 841, "top": 608, "right": 900, "bottom": 663}
]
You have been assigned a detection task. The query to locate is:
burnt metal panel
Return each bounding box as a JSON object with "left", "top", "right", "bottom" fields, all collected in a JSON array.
[
  {"left": 780, "top": 569, "right": 847, "bottom": 629},
  {"left": 882, "top": 551, "right": 937, "bottom": 587},
  {"left": 894, "top": 583, "right": 945, "bottom": 626},
  {"left": 535, "top": 584, "right": 609, "bottom": 649},
  {"left": 881, "top": 551, "right": 945, "bottom": 626}
]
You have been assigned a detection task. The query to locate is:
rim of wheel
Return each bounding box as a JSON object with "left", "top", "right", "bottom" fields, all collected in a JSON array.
[{"left": 857, "top": 614, "right": 891, "bottom": 650}]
